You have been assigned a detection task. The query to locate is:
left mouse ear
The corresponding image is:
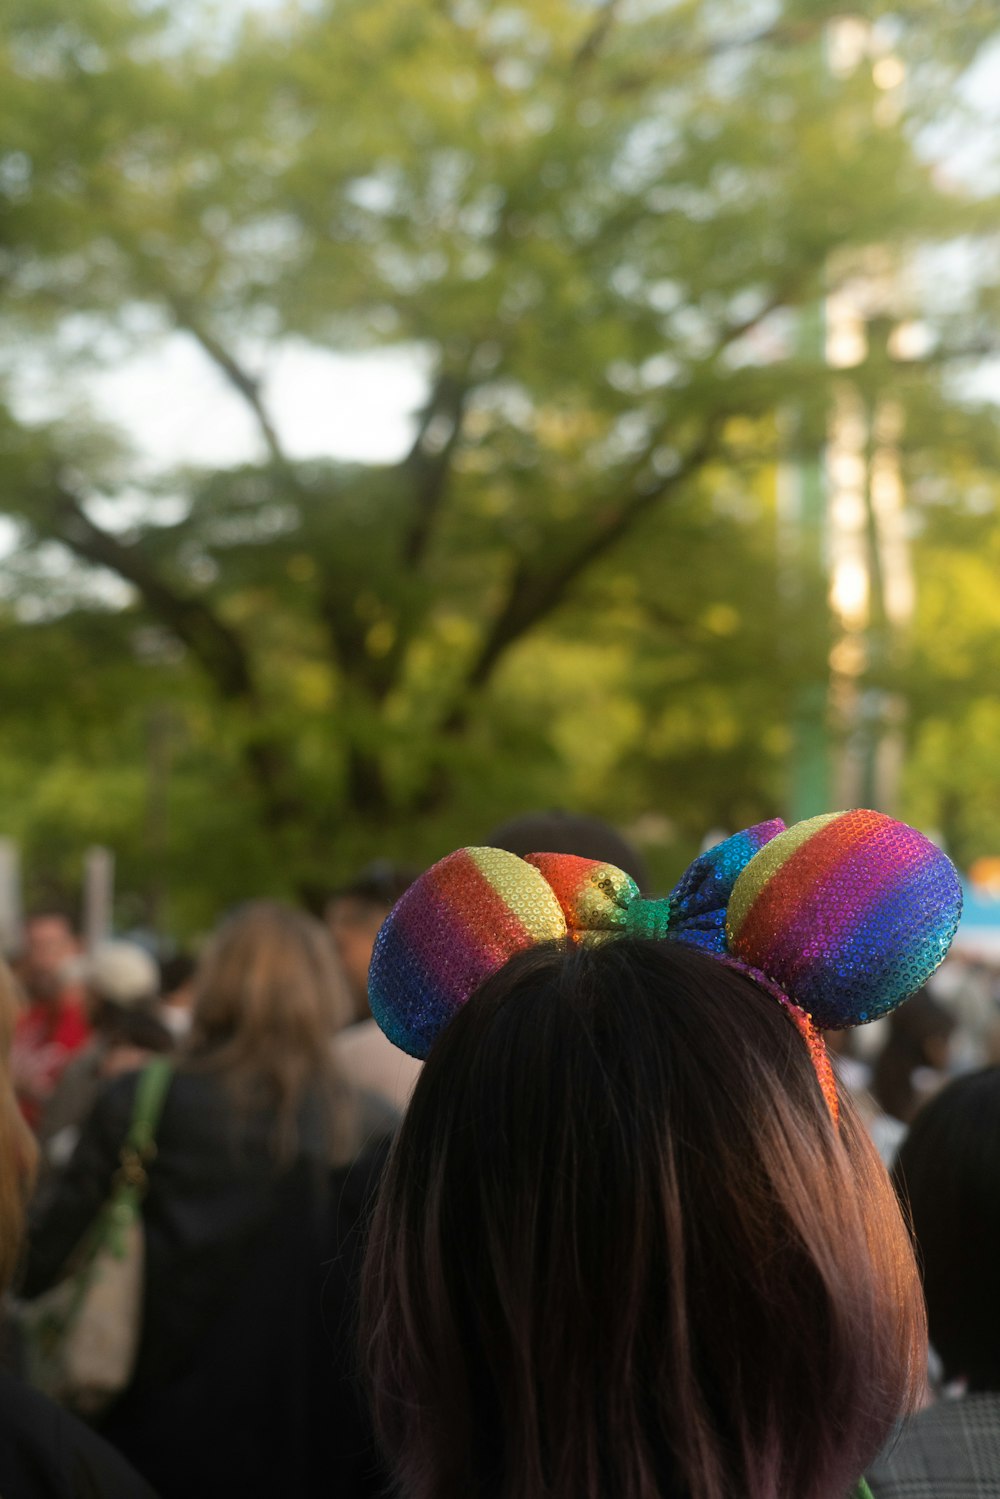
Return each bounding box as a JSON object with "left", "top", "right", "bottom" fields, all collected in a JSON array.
[
  {"left": 368, "top": 847, "right": 568, "bottom": 1059},
  {"left": 725, "top": 810, "right": 963, "bottom": 1030}
]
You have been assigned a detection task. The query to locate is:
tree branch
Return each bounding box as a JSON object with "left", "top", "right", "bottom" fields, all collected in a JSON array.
[
  {"left": 167, "top": 296, "right": 291, "bottom": 473},
  {"left": 401, "top": 370, "right": 470, "bottom": 567},
  {"left": 160, "top": 293, "right": 366, "bottom": 699},
  {"left": 607, "top": 14, "right": 830, "bottom": 94},
  {"left": 49, "top": 483, "right": 255, "bottom": 699},
  {"left": 314, "top": 362, "right": 476, "bottom": 717},
  {"left": 454, "top": 421, "right": 721, "bottom": 717},
  {"left": 104, "top": 228, "right": 296, "bottom": 480},
  {"left": 435, "top": 277, "right": 804, "bottom": 735},
  {"left": 572, "top": 0, "right": 624, "bottom": 70},
  {"left": 35, "top": 476, "right": 303, "bottom": 827}
]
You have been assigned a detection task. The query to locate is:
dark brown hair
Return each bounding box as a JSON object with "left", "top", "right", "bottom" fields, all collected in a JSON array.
[
  {"left": 362, "top": 940, "right": 925, "bottom": 1499},
  {"left": 871, "top": 986, "right": 955, "bottom": 1125},
  {"left": 893, "top": 1065, "right": 1000, "bottom": 1389},
  {"left": 327, "top": 861, "right": 418, "bottom": 917}
]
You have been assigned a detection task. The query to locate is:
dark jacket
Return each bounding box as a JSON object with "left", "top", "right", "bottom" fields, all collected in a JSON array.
[
  {"left": 867, "top": 1392, "right": 1000, "bottom": 1498},
  {"left": 23, "top": 1067, "right": 392, "bottom": 1499},
  {"left": 0, "top": 1369, "right": 157, "bottom": 1499}
]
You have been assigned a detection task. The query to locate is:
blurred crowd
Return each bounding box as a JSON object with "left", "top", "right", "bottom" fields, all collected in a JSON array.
[{"left": 0, "top": 812, "right": 998, "bottom": 1498}]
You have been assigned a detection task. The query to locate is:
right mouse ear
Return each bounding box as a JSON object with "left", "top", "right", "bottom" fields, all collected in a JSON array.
[
  {"left": 666, "top": 820, "right": 786, "bottom": 953},
  {"left": 367, "top": 847, "right": 568, "bottom": 1059},
  {"left": 725, "top": 810, "right": 963, "bottom": 1030}
]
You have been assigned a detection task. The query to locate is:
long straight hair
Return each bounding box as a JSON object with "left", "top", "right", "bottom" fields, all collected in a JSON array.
[
  {"left": 0, "top": 960, "right": 37, "bottom": 1293},
  {"left": 187, "top": 901, "right": 357, "bottom": 1162},
  {"left": 362, "top": 940, "right": 925, "bottom": 1499}
]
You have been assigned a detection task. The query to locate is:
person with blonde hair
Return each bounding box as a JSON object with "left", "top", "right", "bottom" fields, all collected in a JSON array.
[
  {"left": 0, "top": 959, "right": 155, "bottom": 1496},
  {"left": 23, "top": 901, "right": 393, "bottom": 1499}
]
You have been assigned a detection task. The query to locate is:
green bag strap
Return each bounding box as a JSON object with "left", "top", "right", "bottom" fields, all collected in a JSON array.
[
  {"left": 68, "top": 1058, "right": 174, "bottom": 1269},
  {"left": 118, "top": 1056, "right": 174, "bottom": 1182},
  {"left": 855, "top": 1480, "right": 875, "bottom": 1499},
  {"left": 128, "top": 1056, "right": 173, "bottom": 1152}
]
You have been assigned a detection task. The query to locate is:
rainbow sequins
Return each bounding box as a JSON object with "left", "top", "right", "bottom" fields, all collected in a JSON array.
[
  {"left": 726, "top": 809, "right": 963, "bottom": 1029},
  {"left": 367, "top": 811, "right": 963, "bottom": 1111},
  {"left": 368, "top": 847, "right": 567, "bottom": 1058}
]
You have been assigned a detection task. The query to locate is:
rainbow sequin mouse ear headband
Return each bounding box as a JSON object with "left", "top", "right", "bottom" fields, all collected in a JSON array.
[{"left": 368, "top": 810, "right": 962, "bottom": 1121}]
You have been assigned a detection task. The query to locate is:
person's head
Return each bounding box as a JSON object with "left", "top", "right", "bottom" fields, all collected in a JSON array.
[
  {"left": 80, "top": 939, "right": 170, "bottom": 1052},
  {"left": 488, "top": 810, "right": 650, "bottom": 890},
  {"left": 20, "top": 909, "right": 80, "bottom": 1003},
  {"left": 893, "top": 1066, "right": 1000, "bottom": 1391},
  {"left": 81, "top": 940, "right": 158, "bottom": 1023},
  {"left": 157, "top": 952, "right": 198, "bottom": 1040},
  {"left": 0, "top": 959, "right": 37, "bottom": 1291},
  {"left": 158, "top": 952, "right": 197, "bottom": 1007},
  {"left": 189, "top": 901, "right": 355, "bottom": 1158},
  {"left": 361, "top": 812, "right": 964, "bottom": 1499},
  {"left": 326, "top": 862, "right": 417, "bottom": 1017},
  {"left": 871, "top": 985, "right": 956, "bottom": 1124},
  {"left": 363, "top": 940, "right": 925, "bottom": 1499}
]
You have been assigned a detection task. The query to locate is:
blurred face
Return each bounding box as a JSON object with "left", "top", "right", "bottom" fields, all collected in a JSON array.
[
  {"left": 326, "top": 897, "right": 387, "bottom": 1019},
  {"left": 22, "top": 916, "right": 80, "bottom": 1002}
]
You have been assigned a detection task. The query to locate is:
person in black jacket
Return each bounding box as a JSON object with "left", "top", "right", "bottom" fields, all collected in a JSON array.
[
  {"left": 23, "top": 901, "right": 393, "bottom": 1499},
  {"left": 0, "top": 957, "right": 156, "bottom": 1499},
  {"left": 867, "top": 1067, "right": 1000, "bottom": 1496}
]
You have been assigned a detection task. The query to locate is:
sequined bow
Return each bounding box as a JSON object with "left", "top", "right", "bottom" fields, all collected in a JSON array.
[
  {"left": 367, "top": 812, "right": 963, "bottom": 1104},
  {"left": 524, "top": 819, "right": 786, "bottom": 951}
]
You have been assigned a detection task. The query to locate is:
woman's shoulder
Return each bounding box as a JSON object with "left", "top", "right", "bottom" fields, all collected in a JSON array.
[
  {"left": 70, "top": 1063, "right": 237, "bottom": 1181},
  {"left": 100, "top": 1060, "right": 222, "bottom": 1124},
  {"left": 866, "top": 1393, "right": 1000, "bottom": 1495},
  {"left": 104, "top": 1063, "right": 390, "bottom": 1171},
  {"left": 0, "top": 1370, "right": 157, "bottom": 1498}
]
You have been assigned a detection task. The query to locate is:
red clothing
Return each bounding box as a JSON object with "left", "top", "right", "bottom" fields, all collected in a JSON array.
[{"left": 12, "top": 993, "right": 91, "bottom": 1130}]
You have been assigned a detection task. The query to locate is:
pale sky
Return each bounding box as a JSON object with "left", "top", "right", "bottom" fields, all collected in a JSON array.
[{"left": 90, "top": 336, "right": 429, "bottom": 471}]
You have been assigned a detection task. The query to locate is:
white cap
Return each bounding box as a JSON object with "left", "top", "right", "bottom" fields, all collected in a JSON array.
[{"left": 81, "top": 941, "right": 159, "bottom": 1007}]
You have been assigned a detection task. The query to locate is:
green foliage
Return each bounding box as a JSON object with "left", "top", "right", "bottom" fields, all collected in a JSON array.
[{"left": 1, "top": 0, "right": 1000, "bottom": 931}]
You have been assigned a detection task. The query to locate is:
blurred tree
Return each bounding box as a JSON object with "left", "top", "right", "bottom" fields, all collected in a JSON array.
[{"left": 1, "top": 0, "right": 999, "bottom": 925}]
